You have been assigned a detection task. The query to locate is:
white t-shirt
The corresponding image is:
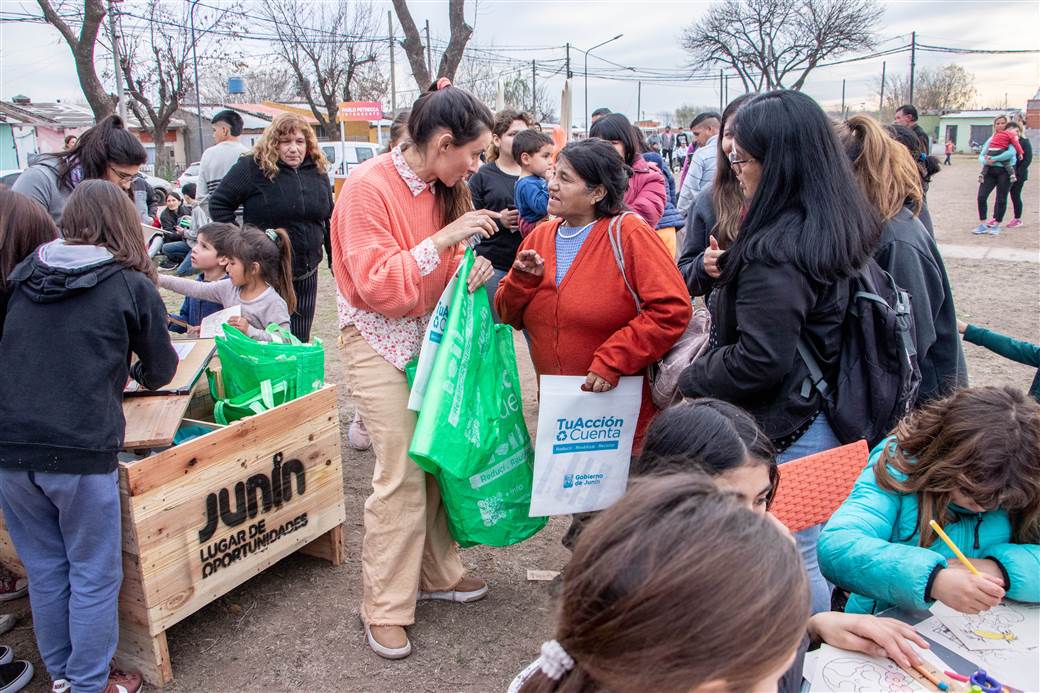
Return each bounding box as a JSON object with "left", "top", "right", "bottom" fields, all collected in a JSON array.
[{"left": 198, "top": 140, "right": 249, "bottom": 201}]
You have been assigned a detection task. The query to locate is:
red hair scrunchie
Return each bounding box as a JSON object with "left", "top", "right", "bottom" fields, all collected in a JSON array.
[{"left": 436, "top": 77, "right": 452, "bottom": 90}]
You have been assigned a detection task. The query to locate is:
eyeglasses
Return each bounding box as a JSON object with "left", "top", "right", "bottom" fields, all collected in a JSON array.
[
  {"left": 108, "top": 166, "right": 136, "bottom": 182},
  {"left": 728, "top": 152, "right": 752, "bottom": 168}
]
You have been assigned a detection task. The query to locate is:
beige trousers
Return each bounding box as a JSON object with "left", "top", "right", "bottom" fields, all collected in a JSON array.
[{"left": 340, "top": 326, "right": 466, "bottom": 626}]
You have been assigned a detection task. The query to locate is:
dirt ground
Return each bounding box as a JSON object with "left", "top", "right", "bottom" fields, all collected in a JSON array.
[{"left": 4, "top": 158, "right": 1037, "bottom": 693}]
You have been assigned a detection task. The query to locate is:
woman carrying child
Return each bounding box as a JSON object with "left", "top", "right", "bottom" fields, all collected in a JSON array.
[
  {"left": 819, "top": 386, "right": 1040, "bottom": 615},
  {"left": 157, "top": 225, "right": 294, "bottom": 342},
  {"left": 972, "top": 115, "right": 1017, "bottom": 235},
  {"left": 0, "top": 180, "right": 178, "bottom": 693}
]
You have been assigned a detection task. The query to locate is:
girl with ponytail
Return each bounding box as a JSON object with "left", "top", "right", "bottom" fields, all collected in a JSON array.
[
  {"left": 12, "top": 115, "right": 148, "bottom": 224},
  {"left": 839, "top": 114, "right": 967, "bottom": 404},
  {"left": 330, "top": 79, "right": 500, "bottom": 659}
]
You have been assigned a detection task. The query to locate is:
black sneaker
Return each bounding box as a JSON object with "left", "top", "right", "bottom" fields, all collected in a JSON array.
[
  {"left": 158, "top": 259, "right": 178, "bottom": 270},
  {"left": 0, "top": 660, "right": 33, "bottom": 693}
]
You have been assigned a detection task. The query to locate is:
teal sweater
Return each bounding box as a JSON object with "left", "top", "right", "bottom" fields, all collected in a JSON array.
[
  {"left": 979, "top": 137, "right": 1017, "bottom": 166},
  {"left": 818, "top": 439, "right": 1040, "bottom": 614},
  {"left": 963, "top": 324, "right": 1040, "bottom": 402}
]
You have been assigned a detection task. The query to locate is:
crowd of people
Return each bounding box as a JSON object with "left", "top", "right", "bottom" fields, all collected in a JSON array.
[{"left": 0, "top": 77, "right": 1037, "bottom": 693}]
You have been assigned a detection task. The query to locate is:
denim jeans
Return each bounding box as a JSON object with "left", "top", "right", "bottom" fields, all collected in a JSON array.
[
  {"left": 160, "top": 240, "right": 190, "bottom": 263},
  {"left": 777, "top": 414, "right": 841, "bottom": 615},
  {"left": 175, "top": 252, "right": 194, "bottom": 276},
  {"left": 0, "top": 469, "right": 122, "bottom": 693}
]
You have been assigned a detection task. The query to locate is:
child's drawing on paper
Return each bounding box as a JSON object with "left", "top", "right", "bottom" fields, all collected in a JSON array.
[
  {"left": 812, "top": 650, "right": 923, "bottom": 692},
  {"left": 931, "top": 602, "right": 1036, "bottom": 652}
]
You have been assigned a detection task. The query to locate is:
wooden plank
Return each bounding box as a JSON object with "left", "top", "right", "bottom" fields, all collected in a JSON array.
[
  {"left": 122, "top": 386, "right": 339, "bottom": 496},
  {"left": 298, "top": 524, "right": 345, "bottom": 565},
  {"left": 122, "top": 394, "right": 192, "bottom": 449},
  {"left": 115, "top": 621, "right": 172, "bottom": 688}
]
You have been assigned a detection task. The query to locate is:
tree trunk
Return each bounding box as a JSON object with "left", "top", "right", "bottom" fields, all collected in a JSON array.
[
  {"left": 152, "top": 128, "right": 170, "bottom": 180},
  {"left": 36, "top": 0, "right": 113, "bottom": 121},
  {"left": 391, "top": 0, "right": 431, "bottom": 90},
  {"left": 437, "top": 0, "right": 472, "bottom": 82}
]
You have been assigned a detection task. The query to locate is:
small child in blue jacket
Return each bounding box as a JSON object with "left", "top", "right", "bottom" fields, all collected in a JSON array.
[
  {"left": 819, "top": 386, "right": 1040, "bottom": 615},
  {"left": 167, "top": 223, "right": 234, "bottom": 335},
  {"left": 512, "top": 129, "right": 554, "bottom": 237}
]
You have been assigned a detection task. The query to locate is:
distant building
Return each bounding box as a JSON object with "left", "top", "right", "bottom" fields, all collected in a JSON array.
[
  {"left": 1026, "top": 87, "right": 1040, "bottom": 138},
  {"left": 937, "top": 109, "right": 1023, "bottom": 153}
]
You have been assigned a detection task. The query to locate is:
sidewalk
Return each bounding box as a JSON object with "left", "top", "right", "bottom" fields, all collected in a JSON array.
[{"left": 939, "top": 243, "right": 1039, "bottom": 264}]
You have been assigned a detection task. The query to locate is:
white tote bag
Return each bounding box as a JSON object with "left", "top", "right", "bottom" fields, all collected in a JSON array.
[
  {"left": 529, "top": 375, "right": 643, "bottom": 516},
  {"left": 407, "top": 268, "right": 459, "bottom": 412}
]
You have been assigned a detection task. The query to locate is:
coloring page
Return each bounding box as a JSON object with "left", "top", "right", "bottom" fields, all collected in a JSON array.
[
  {"left": 918, "top": 615, "right": 1040, "bottom": 692},
  {"left": 931, "top": 601, "right": 1040, "bottom": 651},
  {"left": 809, "top": 645, "right": 926, "bottom": 692}
]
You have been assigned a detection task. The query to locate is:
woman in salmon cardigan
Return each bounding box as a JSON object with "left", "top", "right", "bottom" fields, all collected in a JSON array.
[
  {"left": 331, "top": 81, "right": 500, "bottom": 660},
  {"left": 495, "top": 137, "right": 691, "bottom": 454}
]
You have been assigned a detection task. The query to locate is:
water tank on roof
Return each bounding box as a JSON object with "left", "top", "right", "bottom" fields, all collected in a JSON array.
[{"left": 227, "top": 76, "right": 245, "bottom": 95}]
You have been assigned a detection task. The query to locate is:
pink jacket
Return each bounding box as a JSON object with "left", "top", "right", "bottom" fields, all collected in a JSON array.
[{"left": 626, "top": 156, "right": 667, "bottom": 228}]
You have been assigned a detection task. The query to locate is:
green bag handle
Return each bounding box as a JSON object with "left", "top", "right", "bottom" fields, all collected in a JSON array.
[
  {"left": 266, "top": 324, "right": 302, "bottom": 345},
  {"left": 213, "top": 377, "right": 294, "bottom": 425}
]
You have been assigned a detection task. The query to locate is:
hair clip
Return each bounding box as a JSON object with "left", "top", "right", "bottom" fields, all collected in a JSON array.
[
  {"left": 436, "top": 77, "right": 452, "bottom": 91},
  {"left": 265, "top": 228, "right": 278, "bottom": 243}
]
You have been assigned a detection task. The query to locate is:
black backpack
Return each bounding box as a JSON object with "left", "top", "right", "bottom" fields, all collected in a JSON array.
[{"left": 798, "top": 259, "right": 922, "bottom": 447}]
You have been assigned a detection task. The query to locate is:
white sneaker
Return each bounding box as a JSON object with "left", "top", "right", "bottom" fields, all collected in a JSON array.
[
  {"left": 347, "top": 411, "right": 371, "bottom": 451},
  {"left": 51, "top": 680, "right": 70, "bottom": 693}
]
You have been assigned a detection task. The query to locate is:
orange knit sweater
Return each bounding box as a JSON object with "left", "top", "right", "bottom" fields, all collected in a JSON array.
[{"left": 331, "top": 154, "right": 462, "bottom": 318}]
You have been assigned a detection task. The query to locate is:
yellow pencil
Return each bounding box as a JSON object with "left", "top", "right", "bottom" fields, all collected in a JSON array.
[{"left": 929, "top": 520, "right": 980, "bottom": 576}]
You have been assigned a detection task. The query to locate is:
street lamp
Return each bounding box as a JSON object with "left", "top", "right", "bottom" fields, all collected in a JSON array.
[{"left": 584, "top": 34, "right": 623, "bottom": 135}]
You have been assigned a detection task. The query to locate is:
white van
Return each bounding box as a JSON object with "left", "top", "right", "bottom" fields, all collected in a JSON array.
[{"left": 319, "top": 141, "right": 379, "bottom": 182}]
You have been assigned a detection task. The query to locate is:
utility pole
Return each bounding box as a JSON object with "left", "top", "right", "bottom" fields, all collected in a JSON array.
[
  {"left": 637, "top": 81, "right": 641, "bottom": 123},
  {"left": 108, "top": 0, "right": 126, "bottom": 121},
  {"left": 841, "top": 79, "right": 846, "bottom": 118},
  {"left": 719, "top": 70, "right": 724, "bottom": 113},
  {"left": 565, "top": 43, "right": 572, "bottom": 79},
  {"left": 878, "top": 60, "right": 886, "bottom": 115},
  {"left": 425, "top": 19, "right": 433, "bottom": 80},
  {"left": 188, "top": 0, "right": 203, "bottom": 160},
  {"left": 388, "top": 10, "right": 396, "bottom": 112},
  {"left": 908, "top": 31, "right": 917, "bottom": 104},
  {"left": 531, "top": 60, "right": 537, "bottom": 116},
  {"left": 724, "top": 75, "right": 729, "bottom": 105}
]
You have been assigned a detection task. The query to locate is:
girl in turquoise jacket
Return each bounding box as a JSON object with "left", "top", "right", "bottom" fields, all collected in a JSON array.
[{"left": 819, "top": 386, "right": 1040, "bottom": 615}]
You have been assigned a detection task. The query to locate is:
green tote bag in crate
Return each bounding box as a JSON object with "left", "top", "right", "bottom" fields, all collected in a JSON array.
[{"left": 214, "top": 324, "right": 324, "bottom": 399}]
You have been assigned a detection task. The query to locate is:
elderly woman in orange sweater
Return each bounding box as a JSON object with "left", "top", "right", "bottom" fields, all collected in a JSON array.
[
  {"left": 331, "top": 80, "right": 500, "bottom": 660},
  {"left": 496, "top": 138, "right": 691, "bottom": 454}
]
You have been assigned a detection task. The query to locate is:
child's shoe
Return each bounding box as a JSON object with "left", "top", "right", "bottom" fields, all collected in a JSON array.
[
  {"left": 106, "top": 666, "right": 142, "bottom": 693},
  {"left": 1006, "top": 218, "right": 1023, "bottom": 228},
  {"left": 978, "top": 174, "right": 984, "bottom": 183},
  {"left": 1009, "top": 173, "right": 1017, "bottom": 183},
  {"left": 50, "top": 679, "right": 69, "bottom": 693},
  {"left": 0, "top": 660, "right": 33, "bottom": 693},
  {"left": 0, "top": 575, "right": 26, "bottom": 602}
]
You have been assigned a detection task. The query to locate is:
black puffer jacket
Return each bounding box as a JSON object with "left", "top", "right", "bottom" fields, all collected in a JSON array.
[
  {"left": 678, "top": 230, "right": 849, "bottom": 444},
  {"left": 209, "top": 155, "right": 334, "bottom": 279}
]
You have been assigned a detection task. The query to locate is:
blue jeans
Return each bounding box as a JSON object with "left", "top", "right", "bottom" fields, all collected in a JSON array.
[
  {"left": 175, "top": 252, "right": 194, "bottom": 276},
  {"left": 777, "top": 414, "right": 841, "bottom": 615},
  {"left": 160, "top": 240, "right": 190, "bottom": 264},
  {"left": 0, "top": 469, "right": 122, "bottom": 693}
]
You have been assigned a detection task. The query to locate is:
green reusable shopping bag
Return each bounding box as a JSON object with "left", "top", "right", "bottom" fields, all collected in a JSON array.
[
  {"left": 408, "top": 249, "right": 546, "bottom": 547},
  {"left": 213, "top": 377, "right": 294, "bottom": 425},
  {"left": 213, "top": 324, "right": 324, "bottom": 399},
  {"left": 409, "top": 250, "right": 503, "bottom": 479}
]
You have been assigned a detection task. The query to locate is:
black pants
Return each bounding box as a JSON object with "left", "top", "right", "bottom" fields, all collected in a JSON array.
[
  {"left": 662, "top": 148, "right": 673, "bottom": 167},
  {"left": 291, "top": 271, "right": 319, "bottom": 342},
  {"left": 1009, "top": 175, "right": 1027, "bottom": 219},
  {"left": 977, "top": 167, "right": 1011, "bottom": 222}
]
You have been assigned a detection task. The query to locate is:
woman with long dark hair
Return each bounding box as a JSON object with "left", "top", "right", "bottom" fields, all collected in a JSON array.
[
  {"left": 331, "top": 79, "right": 499, "bottom": 660},
  {"left": 209, "top": 113, "right": 334, "bottom": 341},
  {"left": 677, "top": 94, "right": 751, "bottom": 297},
  {"left": 678, "top": 90, "right": 881, "bottom": 615},
  {"left": 12, "top": 115, "right": 148, "bottom": 224},
  {"left": 0, "top": 189, "right": 59, "bottom": 339}
]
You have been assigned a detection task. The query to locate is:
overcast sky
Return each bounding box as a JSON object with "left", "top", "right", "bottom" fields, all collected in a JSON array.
[{"left": 2, "top": 0, "right": 1038, "bottom": 127}]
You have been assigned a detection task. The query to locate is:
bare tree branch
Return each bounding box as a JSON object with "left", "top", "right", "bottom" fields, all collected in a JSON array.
[
  {"left": 392, "top": 0, "right": 475, "bottom": 91},
  {"left": 681, "top": 0, "right": 882, "bottom": 93},
  {"left": 35, "top": 0, "right": 113, "bottom": 120}
]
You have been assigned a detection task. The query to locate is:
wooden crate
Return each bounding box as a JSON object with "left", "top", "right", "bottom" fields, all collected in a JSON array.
[{"left": 0, "top": 385, "right": 345, "bottom": 687}]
